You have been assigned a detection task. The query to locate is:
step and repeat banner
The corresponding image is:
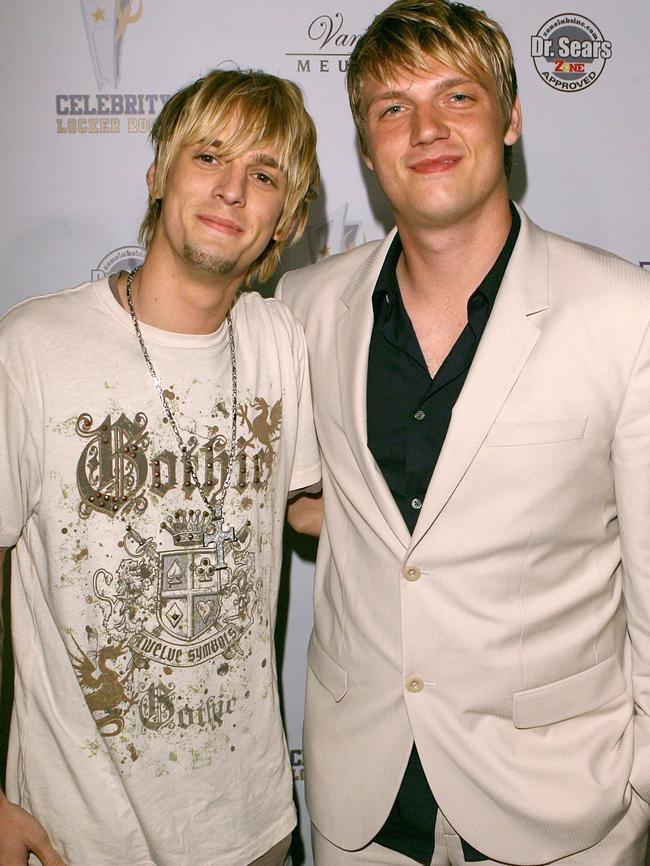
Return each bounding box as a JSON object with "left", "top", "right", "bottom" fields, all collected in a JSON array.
[{"left": 1, "top": 2, "right": 649, "bottom": 863}]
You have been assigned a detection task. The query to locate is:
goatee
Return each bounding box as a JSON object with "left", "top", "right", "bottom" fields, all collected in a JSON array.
[{"left": 181, "top": 243, "right": 237, "bottom": 277}]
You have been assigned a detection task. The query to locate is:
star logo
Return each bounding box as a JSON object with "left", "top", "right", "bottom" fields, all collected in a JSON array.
[
  {"left": 309, "top": 203, "right": 363, "bottom": 262},
  {"left": 80, "top": 0, "right": 144, "bottom": 89}
]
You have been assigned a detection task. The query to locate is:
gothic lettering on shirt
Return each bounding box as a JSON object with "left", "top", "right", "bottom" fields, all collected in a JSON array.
[{"left": 74, "top": 397, "right": 282, "bottom": 519}]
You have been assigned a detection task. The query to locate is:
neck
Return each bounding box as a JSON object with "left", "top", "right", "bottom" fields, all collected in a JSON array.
[
  {"left": 121, "top": 244, "right": 242, "bottom": 335},
  {"left": 395, "top": 195, "right": 513, "bottom": 304}
]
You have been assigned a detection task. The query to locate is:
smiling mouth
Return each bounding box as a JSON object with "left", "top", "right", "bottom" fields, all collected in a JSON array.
[
  {"left": 197, "top": 215, "right": 243, "bottom": 235},
  {"left": 409, "top": 157, "right": 461, "bottom": 174}
]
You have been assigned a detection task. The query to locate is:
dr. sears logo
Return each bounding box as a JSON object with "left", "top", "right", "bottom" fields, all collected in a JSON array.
[
  {"left": 287, "top": 12, "right": 362, "bottom": 74},
  {"left": 531, "top": 14, "right": 612, "bottom": 92}
]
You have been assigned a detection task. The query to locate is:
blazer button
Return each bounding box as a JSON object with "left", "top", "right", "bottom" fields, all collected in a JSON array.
[
  {"left": 403, "top": 565, "right": 421, "bottom": 582},
  {"left": 406, "top": 676, "right": 424, "bottom": 693}
]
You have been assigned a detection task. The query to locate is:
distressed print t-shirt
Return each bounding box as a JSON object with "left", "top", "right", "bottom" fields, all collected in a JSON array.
[{"left": 0, "top": 278, "right": 320, "bottom": 866}]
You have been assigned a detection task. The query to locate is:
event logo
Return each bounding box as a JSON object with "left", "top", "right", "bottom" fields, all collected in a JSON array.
[
  {"left": 531, "top": 14, "right": 612, "bottom": 92},
  {"left": 91, "top": 244, "right": 145, "bottom": 280},
  {"left": 287, "top": 12, "right": 363, "bottom": 73},
  {"left": 80, "top": 0, "right": 143, "bottom": 90},
  {"left": 56, "top": 3, "right": 169, "bottom": 135},
  {"left": 290, "top": 748, "right": 304, "bottom": 782},
  {"left": 308, "top": 203, "right": 363, "bottom": 261}
]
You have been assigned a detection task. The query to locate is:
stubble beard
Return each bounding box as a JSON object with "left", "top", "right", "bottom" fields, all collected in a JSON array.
[{"left": 181, "top": 242, "right": 238, "bottom": 277}]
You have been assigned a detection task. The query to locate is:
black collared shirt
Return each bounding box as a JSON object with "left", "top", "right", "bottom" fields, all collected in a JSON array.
[{"left": 367, "top": 205, "right": 521, "bottom": 864}]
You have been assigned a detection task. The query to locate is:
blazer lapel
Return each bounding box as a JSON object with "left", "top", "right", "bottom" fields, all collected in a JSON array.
[
  {"left": 410, "top": 208, "right": 551, "bottom": 551},
  {"left": 336, "top": 229, "right": 411, "bottom": 551}
]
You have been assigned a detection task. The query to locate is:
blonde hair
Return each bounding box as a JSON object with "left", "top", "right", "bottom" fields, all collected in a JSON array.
[
  {"left": 347, "top": 0, "right": 518, "bottom": 175},
  {"left": 140, "top": 68, "right": 319, "bottom": 285}
]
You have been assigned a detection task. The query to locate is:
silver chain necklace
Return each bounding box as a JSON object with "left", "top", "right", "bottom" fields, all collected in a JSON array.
[{"left": 125, "top": 267, "right": 238, "bottom": 547}]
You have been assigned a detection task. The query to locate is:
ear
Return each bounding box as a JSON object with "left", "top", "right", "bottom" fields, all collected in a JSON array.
[
  {"left": 146, "top": 161, "right": 157, "bottom": 199},
  {"left": 273, "top": 213, "right": 297, "bottom": 243},
  {"left": 362, "top": 150, "right": 375, "bottom": 173},
  {"left": 504, "top": 96, "right": 522, "bottom": 147}
]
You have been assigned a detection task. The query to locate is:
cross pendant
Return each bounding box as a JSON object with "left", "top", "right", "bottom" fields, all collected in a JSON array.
[{"left": 203, "top": 503, "right": 236, "bottom": 569}]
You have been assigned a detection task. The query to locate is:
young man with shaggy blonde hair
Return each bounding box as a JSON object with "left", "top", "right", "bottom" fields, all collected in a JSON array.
[{"left": 0, "top": 67, "right": 319, "bottom": 866}]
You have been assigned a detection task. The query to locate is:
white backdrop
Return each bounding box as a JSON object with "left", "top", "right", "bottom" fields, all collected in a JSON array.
[{"left": 1, "top": 2, "right": 649, "bottom": 863}]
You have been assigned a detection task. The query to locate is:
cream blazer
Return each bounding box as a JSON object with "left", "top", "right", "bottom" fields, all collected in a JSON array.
[{"left": 276, "top": 208, "right": 650, "bottom": 864}]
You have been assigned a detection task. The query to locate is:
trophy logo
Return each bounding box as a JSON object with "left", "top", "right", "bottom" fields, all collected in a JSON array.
[
  {"left": 79, "top": 0, "right": 144, "bottom": 89},
  {"left": 308, "top": 203, "right": 363, "bottom": 261}
]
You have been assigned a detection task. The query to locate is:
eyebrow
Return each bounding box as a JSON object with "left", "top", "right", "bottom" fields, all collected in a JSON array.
[
  {"left": 249, "top": 152, "right": 282, "bottom": 171},
  {"left": 205, "top": 140, "right": 283, "bottom": 172},
  {"left": 365, "top": 76, "right": 477, "bottom": 110}
]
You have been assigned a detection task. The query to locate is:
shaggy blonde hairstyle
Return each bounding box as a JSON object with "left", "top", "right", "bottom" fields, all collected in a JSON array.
[
  {"left": 140, "top": 68, "right": 319, "bottom": 285},
  {"left": 347, "top": 0, "right": 518, "bottom": 175}
]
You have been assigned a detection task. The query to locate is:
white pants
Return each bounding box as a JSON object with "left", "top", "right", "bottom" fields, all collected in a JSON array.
[{"left": 312, "top": 791, "right": 650, "bottom": 866}]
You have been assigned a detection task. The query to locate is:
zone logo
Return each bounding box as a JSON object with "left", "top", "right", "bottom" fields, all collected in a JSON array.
[{"left": 531, "top": 14, "right": 612, "bottom": 92}]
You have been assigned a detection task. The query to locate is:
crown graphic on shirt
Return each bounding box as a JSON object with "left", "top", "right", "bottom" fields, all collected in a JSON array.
[{"left": 161, "top": 509, "right": 213, "bottom": 546}]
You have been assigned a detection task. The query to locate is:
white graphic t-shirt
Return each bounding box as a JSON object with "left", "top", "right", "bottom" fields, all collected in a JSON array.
[{"left": 0, "top": 278, "right": 320, "bottom": 866}]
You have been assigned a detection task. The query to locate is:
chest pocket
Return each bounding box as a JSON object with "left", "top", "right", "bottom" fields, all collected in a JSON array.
[{"left": 485, "top": 416, "right": 588, "bottom": 447}]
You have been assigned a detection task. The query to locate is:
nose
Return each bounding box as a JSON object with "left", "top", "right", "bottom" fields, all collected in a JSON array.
[
  {"left": 212, "top": 161, "right": 246, "bottom": 206},
  {"left": 410, "top": 103, "right": 450, "bottom": 147}
]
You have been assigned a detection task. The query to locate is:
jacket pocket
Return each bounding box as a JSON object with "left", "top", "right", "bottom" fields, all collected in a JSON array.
[
  {"left": 307, "top": 631, "right": 348, "bottom": 702},
  {"left": 486, "top": 416, "right": 588, "bottom": 447},
  {"left": 512, "top": 653, "right": 626, "bottom": 729}
]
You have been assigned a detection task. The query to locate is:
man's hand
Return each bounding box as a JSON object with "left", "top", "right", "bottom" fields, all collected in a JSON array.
[
  {"left": 287, "top": 492, "right": 323, "bottom": 537},
  {"left": 0, "top": 792, "right": 66, "bottom": 866},
  {"left": 0, "top": 553, "right": 65, "bottom": 866}
]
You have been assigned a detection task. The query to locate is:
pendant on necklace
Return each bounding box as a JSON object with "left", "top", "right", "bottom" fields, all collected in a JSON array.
[{"left": 203, "top": 502, "right": 236, "bottom": 571}]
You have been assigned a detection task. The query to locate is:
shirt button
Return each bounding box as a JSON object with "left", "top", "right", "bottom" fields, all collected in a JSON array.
[
  {"left": 411, "top": 498, "right": 422, "bottom": 510},
  {"left": 414, "top": 410, "right": 425, "bottom": 421},
  {"left": 406, "top": 676, "right": 424, "bottom": 693},
  {"left": 403, "top": 565, "right": 421, "bottom": 582}
]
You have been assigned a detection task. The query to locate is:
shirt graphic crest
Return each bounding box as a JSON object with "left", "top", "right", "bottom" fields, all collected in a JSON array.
[{"left": 158, "top": 508, "right": 232, "bottom": 643}]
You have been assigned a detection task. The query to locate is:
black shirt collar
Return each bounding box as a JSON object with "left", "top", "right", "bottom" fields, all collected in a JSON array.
[{"left": 372, "top": 202, "right": 521, "bottom": 319}]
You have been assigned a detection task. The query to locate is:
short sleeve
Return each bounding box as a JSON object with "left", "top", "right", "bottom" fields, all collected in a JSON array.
[
  {"left": 288, "top": 321, "right": 321, "bottom": 494},
  {"left": 0, "top": 360, "right": 41, "bottom": 547}
]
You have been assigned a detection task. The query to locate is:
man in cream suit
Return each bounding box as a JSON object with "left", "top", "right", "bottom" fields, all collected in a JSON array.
[{"left": 278, "top": 1, "right": 650, "bottom": 864}]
